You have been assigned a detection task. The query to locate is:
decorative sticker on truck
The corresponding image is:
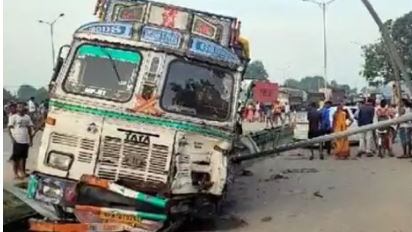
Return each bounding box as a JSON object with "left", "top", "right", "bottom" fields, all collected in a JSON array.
[
  {"left": 189, "top": 38, "right": 240, "bottom": 64},
  {"left": 74, "top": 205, "right": 165, "bottom": 231},
  {"left": 140, "top": 26, "right": 182, "bottom": 49},
  {"left": 148, "top": 5, "right": 189, "bottom": 30},
  {"left": 78, "top": 22, "right": 133, "bottom": 39},
  {"left": 191, "top": 15, "right": 219, "bottom": 40},
  {"left": 127, "top": 86, "right": 164, "bottom": 117},
  {"left": 113, "top": 4, "right": 146, "bottom": 22}
]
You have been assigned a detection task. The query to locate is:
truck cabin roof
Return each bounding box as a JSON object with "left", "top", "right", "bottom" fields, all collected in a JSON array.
[{"left": 73, "top": 0, "right": 247, "bottom": 70}]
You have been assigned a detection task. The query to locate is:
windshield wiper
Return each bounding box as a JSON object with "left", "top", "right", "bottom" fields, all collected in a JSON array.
[{"left": 100, "top": 48, "right": 121, "bottom": 83}]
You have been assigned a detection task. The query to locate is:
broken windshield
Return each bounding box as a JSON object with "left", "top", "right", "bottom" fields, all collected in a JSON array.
[
  {"left": 63, "top": 44, "right": 141, "bottom": 102},
  {"left": 160, "top": 60, "right": 233, "bottom": 121}
]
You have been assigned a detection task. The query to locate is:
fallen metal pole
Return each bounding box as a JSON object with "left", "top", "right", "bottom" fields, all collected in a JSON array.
[{"left": 233, "top": 113, "right": 412, "bottom": 162}]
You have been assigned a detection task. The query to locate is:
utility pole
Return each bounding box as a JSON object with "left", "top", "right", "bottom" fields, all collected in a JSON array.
[
  {"left": 302, "top": 0, "right": 338, "bottom": 92},
  {"left": 234, "top": 113, "right": 412, "bottom": 162},
  {"left": 322, "top": 3, "right": 327, "bottom": 91},
  {"left": 360, "top": 0, "right": 412, "bottom": 100},
  {"left": 38, "top": 13, "right": 65, "bottom": 69}
]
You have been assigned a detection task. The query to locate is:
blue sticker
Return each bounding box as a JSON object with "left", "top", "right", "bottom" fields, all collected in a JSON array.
[
  {"left": 79, "top": 23, "right": 133, "bottom": 39},
  {"left": 141, "top": 26, "right": 182, "bottom": 49},
  {"left": 189, "top": 38, "right": 240, "bottom": 64}
]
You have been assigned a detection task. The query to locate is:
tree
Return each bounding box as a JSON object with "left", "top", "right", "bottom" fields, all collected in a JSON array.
[
  {"left": 283, "top": 76, "right": 355, "bottom": 94},
  {"left": 3, "top": 88, "right": 14, "bottom": 101},
  {"left": 244, "top": 60, "right": 269, "bottom": 80},
  {"left": 300, "top": 76, "right": 325, "bottom": 92},
  {"left": 17, "top": 85, "right": 37, "bottom": 101},
  {"left": 35, "top": 87, "right": 49, "bottom": 102},
  {"left": 361, "top": 40, "right": 391, "bottom": 82},
  {"left": 330, "top": 80, "right": 339, "bottom": 88},
  {"left": 361, "top": 11, "right": 412, "bottom": 83},
  {"left": 392, "top": 11, "right": 412, "bottom": 76},
  {"left": 340, "top": 84, "right": 351, "bottom": 94},
  {"left": 284, "top": 79, "right": 301, "bottom": 89}
]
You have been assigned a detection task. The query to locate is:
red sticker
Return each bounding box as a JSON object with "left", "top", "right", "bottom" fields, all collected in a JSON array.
[{"left": 162, "top": 8, "right": 177, "bottom": 28}]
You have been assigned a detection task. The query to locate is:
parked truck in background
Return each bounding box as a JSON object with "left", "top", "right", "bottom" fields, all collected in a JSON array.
[{"left": 239, "top": 80, "right": 279, "bottom": 104}]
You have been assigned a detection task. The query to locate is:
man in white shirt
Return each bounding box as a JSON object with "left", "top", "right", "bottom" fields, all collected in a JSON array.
[
  {"left": 284, "top": 102, "right": 291, "bottom": 124},
  {"left": 8, "top": 102, "right": 34, "bottom": 179},
  {"left": 27, "top": 97, "right": 36, "bottom": 114},
  {"left": 397, "top": 99, "right": 412, "bottom": 158}
]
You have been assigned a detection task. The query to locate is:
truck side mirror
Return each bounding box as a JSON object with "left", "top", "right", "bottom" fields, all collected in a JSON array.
[{"left": 49, "top": 45, "right": 70, "bottom": 89}]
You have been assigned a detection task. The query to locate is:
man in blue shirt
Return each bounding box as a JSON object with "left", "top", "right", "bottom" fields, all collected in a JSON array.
[
  {"left": 319, "top": 101, "right": 333, "bottom": 155},
  {"left": 356, "top": 98, "right": 375, "bottom": 157},
  {"left": 307, "top": 102, "right": 323, "bottom": 160}
]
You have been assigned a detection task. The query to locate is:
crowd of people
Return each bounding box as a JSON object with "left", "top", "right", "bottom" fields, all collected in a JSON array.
[
  {"left": 239, "top": 101, "right": 293, "bottom": 128},
  {"left": 307, "top": 98, "right": 412, "bottom": 161},
  {"left": 4, "top": 97, "right": 49, "bottom": 179}
]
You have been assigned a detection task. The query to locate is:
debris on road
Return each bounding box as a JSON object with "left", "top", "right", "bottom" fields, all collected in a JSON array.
[
  {"left": 282, "top": 168, "right": 319, "bottom": 174},
  {"left": 240, "top": 169, "right": 254, "bottom": 176},
  {"left": 313, "top": 191, "right": 324, "bottom": 198},
  {"left": 219, "top": 215, "right": 249, "bottom": 228},
  {"left": 261, "top": 216, "right": 272, "bottom": 222},
  {"left": 263, "top": 174, "right": 289, "bottom": 182}
]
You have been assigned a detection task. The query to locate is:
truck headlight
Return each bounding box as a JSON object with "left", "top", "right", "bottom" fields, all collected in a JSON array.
[
  {"left": 41, "top": 183, "right": 63, "bottom": 199},
  {"left": 46, "top": 151, "right": 73, "bottom": 171},
  {"left": 37, "top": 177, "right": 65, "bottom": 204}
]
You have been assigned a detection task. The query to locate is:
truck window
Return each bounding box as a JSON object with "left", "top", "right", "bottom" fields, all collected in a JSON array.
[
  {"left": 63, "top": 44, "right": 141, "bottom": 102},
  {"left": 161, "top": 60, "right": 233, "bottom": 121}
]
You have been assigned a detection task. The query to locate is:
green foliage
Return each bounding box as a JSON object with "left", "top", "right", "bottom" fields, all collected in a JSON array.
[
  {"left": 17, "top": 85, "right": 37, "bottom": 101},
  {"left": 35, "top": 87, "right": 49, "bottom": 102},
  {"left": 245, "top": 60, "right": 269, "bottom": 80},
  {"left": 15, "top": 85, "right": 48, "bottom": 103},
  {"left": 392, "top": 12, "right": 412, "bottom": 73},
  {"left": 3, "top": 88, "right": 14, "bottom": 101},
  {"left": 285, "top": 76, "right": 325, "bottom": 92},
  {"left": 340, "top": 84, "right": 351, "bottom": 94},
  {"left": 300, "top": 76, "right": 325, "bottom": 92},
  {"left": 361, "top": 11, "right": 412, "bottom": 83},
  {"left": 361, "top": 41, "right": 391, "bottom": 82},
  {"left": 284, "top": 79, "right": 301, "bottom": 89},
  {"left": 284, "top": 76, "right": 355, "bottom": 93}
]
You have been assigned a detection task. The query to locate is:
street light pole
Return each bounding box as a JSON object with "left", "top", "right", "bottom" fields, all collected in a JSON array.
[
  {"left": 322, "top": 3, "right": 327, "bottom": 90},
  {"left": 302, "top": 0, "right": 338, "bottom": 92},
  {"left": 38, "top": 13, "right": 64, "bottom": 69}
]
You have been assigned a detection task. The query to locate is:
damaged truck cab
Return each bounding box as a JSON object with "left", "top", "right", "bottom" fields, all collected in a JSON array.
[{"left": 28, "top": 0, "right": 249, "bottom": 231}]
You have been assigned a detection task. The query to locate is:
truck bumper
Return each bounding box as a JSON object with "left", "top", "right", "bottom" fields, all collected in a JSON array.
[{"left": 27, "top": 173, "right": 168, "bottom": 232}]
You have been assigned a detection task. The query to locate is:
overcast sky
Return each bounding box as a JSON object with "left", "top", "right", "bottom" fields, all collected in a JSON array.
[{"left": 4, "top": 0, "right": 412, "bottom": 92}]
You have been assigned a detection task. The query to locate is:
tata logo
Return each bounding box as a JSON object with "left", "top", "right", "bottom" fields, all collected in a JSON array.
[{"left": 117, "top": 129, "right": 159, "bottom": 145}]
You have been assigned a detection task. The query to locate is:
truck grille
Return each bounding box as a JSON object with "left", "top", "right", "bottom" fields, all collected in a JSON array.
[
  {"left": 51, "top": 133, "right": 78, "bottom": 147},
  {"left": 96, "top": 136, "right": 170, "bottom": 187},
  {"left": 50, "top": 133, "right": 96, "bottom": 164}
]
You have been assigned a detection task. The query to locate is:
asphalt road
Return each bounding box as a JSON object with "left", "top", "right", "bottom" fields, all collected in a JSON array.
[{"left": 3, "top": 129, "right": 412, "bottom": 232}]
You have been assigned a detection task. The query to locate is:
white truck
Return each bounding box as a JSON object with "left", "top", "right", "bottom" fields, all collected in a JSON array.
[{"left": 26, "top": 1, "right": 249, "bottom": 231}]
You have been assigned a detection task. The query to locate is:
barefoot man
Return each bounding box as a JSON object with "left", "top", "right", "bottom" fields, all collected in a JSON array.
[{"left": 7, "top": 102, "right": 34, "bottom": 179}]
